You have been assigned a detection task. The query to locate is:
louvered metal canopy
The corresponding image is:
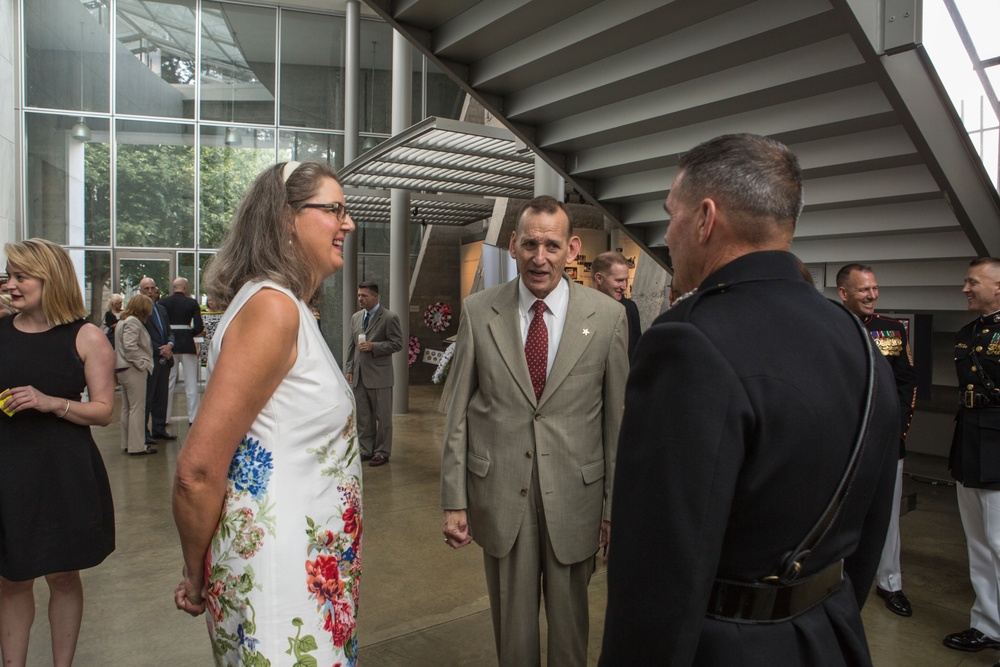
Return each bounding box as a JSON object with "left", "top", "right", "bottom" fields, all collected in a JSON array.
[
  {"left": 340, "top": 117, "right": 537, "bottom": 210},
  {"left": 344, "top": 187, "right": 495, "bottom": 227}
]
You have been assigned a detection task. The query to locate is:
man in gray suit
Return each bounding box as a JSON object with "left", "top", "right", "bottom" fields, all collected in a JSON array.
[
  {"left": 441, "top": 196, "right": 628, "bottom": 666},
  {"left": 345, "top": 281, "right": 403, "bottom": 467}
]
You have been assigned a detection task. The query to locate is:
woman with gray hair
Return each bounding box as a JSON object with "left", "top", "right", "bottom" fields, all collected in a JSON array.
[{"left": 173, "top": 162, "right": 363, "bottom": 665}]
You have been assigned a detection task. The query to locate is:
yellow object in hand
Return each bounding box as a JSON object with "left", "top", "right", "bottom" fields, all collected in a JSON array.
[{"left": 0, "top": 391, "right": 13, "bottom": 417}]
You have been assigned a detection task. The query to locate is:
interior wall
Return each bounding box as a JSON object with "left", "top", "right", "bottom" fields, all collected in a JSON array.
[
  {"left": 0, "top": 0, "right": 16, "bottom": 261},
  {"left": 407, "top": 224, "right": 464, "bottom": 384}
]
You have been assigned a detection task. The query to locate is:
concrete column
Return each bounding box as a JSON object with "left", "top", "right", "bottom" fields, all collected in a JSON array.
[
  {"left": 341, "top": 0, "right": 360, "bottom": 363},
  {"left": 390, "top": 30, "right": 411, "bottom": 414},
  {"left": 534, "top": 154, "right": 564, "bottom": 200}
]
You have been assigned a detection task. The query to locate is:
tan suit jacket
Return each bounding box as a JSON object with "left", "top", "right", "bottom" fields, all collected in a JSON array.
[
  {"left": 345, "top": 306, "right": 403, "bottom": 389},
  {"left": 114, "top": 316, "right": 153, "bottom": 374},
  {"left": 441, "top": 277, "right": 628, "bottom": 565}
]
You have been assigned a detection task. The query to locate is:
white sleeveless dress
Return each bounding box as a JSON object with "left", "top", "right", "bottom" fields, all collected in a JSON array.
[{"left": 204, "top": 280, "right": 362, "bottom": 666}]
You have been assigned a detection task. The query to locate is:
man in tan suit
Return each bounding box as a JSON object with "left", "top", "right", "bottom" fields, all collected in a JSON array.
[
  {"left": 345, "top": 281, "right": 403, "bottom": 467},
  {"left": 441, "top": 196, "right": 628, "bottom": 666}
]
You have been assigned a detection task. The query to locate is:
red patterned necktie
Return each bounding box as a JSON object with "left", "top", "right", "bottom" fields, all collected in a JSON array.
[{"left": 525, "top": 300, "right": 548, "bottom": 401}]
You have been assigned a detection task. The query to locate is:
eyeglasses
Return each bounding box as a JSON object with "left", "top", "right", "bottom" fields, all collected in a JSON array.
[{"left": 300, "top": 202, "right": 350, "bottom": 221}]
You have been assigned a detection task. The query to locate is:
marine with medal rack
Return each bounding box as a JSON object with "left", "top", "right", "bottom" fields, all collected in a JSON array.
[{"left": 836, "top": 263, "right": 918, "bottom": 618}]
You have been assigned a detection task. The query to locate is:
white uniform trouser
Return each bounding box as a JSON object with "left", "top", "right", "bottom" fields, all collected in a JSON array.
[
  {"left": 957, "top": 483, "right": 1000, "bottom": 638},
  {"left": 876, "top": 458, "right": 904, "bottom": 591},
  {"left": 167, "top": 353, "right": 200, "bottom": 423}
]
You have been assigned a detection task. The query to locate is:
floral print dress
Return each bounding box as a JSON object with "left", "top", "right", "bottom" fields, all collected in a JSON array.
[{"left": 205, "top": 281, "right": 361, "bottom": 667}]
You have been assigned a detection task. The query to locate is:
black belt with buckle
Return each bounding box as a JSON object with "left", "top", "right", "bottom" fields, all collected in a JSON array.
[
  {"left": 705, "top": 560, "right": 843, "bottom": 623},
  {"left": 962, "top": 390, "right": 1000, "bottom": 408}
]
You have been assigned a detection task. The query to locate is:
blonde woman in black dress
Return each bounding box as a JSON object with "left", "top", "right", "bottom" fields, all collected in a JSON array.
[{"left": 0, "top": 239, "right": 115, "bottom": 667}]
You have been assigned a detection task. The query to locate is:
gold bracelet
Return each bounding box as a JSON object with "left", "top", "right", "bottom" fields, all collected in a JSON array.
[{"left": 58, "top": 399, "right": 71, "bottom": 418}]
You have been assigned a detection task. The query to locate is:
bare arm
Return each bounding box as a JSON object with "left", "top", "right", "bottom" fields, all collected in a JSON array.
[
  {"left": 345, "top": 315, "right": 356, "bottom": 382},
  {"left": 172, "top": 288, "right": 299, "bottom": 615},
  {"left": 0, "top": 323, "right": 114, "bottom": 427}
]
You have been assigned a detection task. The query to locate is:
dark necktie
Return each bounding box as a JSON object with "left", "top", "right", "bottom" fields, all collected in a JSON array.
[
  {"left": 363, "top": 311, "right": 369, "bottom": 331},
  {"left": 525, "top": 300, "right": 548, "bottom": 401}
]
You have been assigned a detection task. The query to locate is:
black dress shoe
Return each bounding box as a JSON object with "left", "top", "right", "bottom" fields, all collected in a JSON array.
[
  {"left": 876, "top": 587, "right": 912, "bottom": 617},
  {"left": 145, "top": 438, "right": 158, "bottom": 445},
  {"left": 369, "top": 455, "right": 389, "bottom": 467},
  {"left": 153, "top": 432, "right": 177, "bottom": 440},
  {"left": 943, "top": 628, "right": 1000, "bottom": 652},
  {"left": 129, "top": 447, "right": 158, "bottom": 456}
]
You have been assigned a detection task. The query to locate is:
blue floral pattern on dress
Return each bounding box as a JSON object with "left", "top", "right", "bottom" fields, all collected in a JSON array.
[{"left": 227, "top": 436, "right": 274, "bottom": 499}]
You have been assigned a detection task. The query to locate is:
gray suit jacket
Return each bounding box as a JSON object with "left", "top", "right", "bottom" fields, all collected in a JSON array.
[
  {"left": 441, "top": 277, "right": 628, "bottom": 564},
  {"left": 345, "top": 305, "right": 403, "bottom": 389}
]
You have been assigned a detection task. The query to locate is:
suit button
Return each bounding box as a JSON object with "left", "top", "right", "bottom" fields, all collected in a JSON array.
[
  {"left": 984, "top": 329, "right": 990, "bottom": 334},
  {"left": 534, "top": 414, "right": 542, "bottom": 421},
  {"left": 973, "top": 366, "right": 979, "bottom": 372},
  {"left": 525, "top": 451, "right": 533, "bottom": 458},
  {"left": 977, "top": 346, "right": 984, "bottom": 352},
  {"left": 520, "top": 489, "right": 528, "bottom": 497}
]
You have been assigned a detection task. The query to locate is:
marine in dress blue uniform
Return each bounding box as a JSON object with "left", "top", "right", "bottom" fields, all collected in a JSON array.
[{"left": 943, "top": 258, "right": 1000, "bottom": 654}]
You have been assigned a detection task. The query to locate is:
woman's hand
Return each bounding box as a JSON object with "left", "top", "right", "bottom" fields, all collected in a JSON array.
[
  {"left": 0, "top": 385, "right": 59, "bottom": 414},
  {"left": 174, "top": 565, "right": 206, "bottom": 617}
]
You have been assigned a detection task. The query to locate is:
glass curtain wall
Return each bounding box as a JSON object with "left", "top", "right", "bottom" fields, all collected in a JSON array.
[{"left": 19, "top": 0, "right": 466, "bottom": 331}]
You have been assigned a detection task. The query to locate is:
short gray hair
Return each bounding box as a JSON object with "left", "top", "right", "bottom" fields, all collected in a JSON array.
[{"left": 675, "top": 133, "right": 803, "bottom": 244}]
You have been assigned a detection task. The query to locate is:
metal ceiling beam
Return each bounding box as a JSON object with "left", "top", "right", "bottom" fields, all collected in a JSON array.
[
  {"left": 537, "top": 36, "right": 867, "bottom": 151},
  {"left": 501, "top": 0, "right": 834, "bottom": 121},
  {"left": 792, "top": 230, "right": 975, "bottom": 263},
  {"left": 795, "top": 200, "right": 960, "bottom": 238},
  {"left": 789, "top": 126, "right": 916, "bottom": 170},
  {"left": 470, "top": 0, "right": 722, "bottom": 92},
  {"left": 568, "top": 83, "right": 894, "bottom": 178},
  {"left": 805, "top": 164, "right": 940, "bottom": 206},
  {"left": 433, "top": 0, "right": 535, "bottom": 56}
]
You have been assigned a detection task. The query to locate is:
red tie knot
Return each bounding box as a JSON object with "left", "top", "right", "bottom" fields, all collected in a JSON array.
[{"left": 532, "top": 300, "right": 547, "bottom": 316}]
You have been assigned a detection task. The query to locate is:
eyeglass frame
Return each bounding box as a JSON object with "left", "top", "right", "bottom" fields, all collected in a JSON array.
[{"left": 299, "top": 202, "right": 351, "bottom": 221}]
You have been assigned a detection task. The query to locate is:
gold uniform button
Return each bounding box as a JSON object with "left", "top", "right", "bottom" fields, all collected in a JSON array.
[
  {"left": 969, "top": 384, "right": 976, "bottom": 390},
  {"left": 977, "top": 346, "right": 984, "bottom": 352},
  {"left": 520, "top": 489, "right": 528, "bottom": 497},
  {"left": 973, "top": 366, "right": 979, "bottom": 372},
  {"left": 525, "top": 451, "right": 533, "bottom": 459},
  {"left": 984, "top": 329, "right": 991, "bottom": 334}
]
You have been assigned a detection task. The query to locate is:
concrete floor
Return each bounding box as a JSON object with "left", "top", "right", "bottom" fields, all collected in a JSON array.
[{"left": 16, "top": 386, "right": 1000, "bottom": 666}]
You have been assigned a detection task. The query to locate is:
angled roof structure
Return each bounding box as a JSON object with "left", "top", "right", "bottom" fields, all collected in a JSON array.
[{"left": 362, "top": 0, "right": 1000, "bottom": 318}]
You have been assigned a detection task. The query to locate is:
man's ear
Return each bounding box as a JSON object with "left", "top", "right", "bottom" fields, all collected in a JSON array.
[
  {"left": 696, "top": 198, "right": 718, "bottom": 243},
  {"left": 838, "top": 286, "right": 849, "bottom": 303},
  {"left": 508, "top": 231, "right": 517, "bottom": 259},
  {"left": 567, "top": 236, "right": 582, "bottom": 263}
]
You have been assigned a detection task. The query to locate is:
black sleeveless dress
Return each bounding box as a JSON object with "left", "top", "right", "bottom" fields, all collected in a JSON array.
[{"left": 0, "top": 316, "right": 115, "bottom": 581}]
